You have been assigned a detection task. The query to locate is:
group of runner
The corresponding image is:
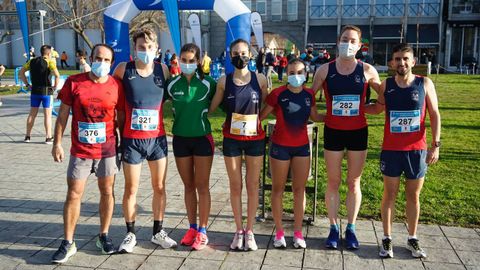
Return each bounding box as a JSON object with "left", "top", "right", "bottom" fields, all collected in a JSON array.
[{"left": 37, "top": 24, "right": 439, "bottom": 264}]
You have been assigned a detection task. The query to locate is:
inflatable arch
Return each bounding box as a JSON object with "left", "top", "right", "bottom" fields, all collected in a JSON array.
[{"left": 104, "top": 0, "right": 252, "bottom": 73}]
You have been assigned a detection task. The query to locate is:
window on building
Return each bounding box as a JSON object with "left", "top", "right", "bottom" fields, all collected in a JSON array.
[
  {"left": 257, "top": 0, "right": 267, "bottom": 16},
  {"left": 200, "top": 11, "right": 210, "bottom": 26},
  {"left": 310, "top": 0, "right": 337, "bottom": 18},
  {"left": 242, "top": 0, "right": 252, "bottom": 10},
  {"left": 272, "top": 0, "right": 282, "bottom": 21},
  {"left": 343, "top": 0, "right": 370, "bottom": 17},
  {"left": 375, "top": 0, "right": 404, "bottom": 17},
  {"left": 287, "top": 0, "right": 298, "bottom": 21}
]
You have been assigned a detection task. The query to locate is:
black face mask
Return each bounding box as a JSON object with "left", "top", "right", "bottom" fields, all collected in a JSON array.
[{"left": 231, "top": 55, "right": 249, "bottom": 69}]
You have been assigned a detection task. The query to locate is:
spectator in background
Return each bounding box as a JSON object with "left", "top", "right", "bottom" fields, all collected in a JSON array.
[
  {"left": 256, "top": 47, "right": 266, "bottom": 74},
  {"left": 265, "top": 48, "right": 275, "bottom": 91},
  {"left": 164, "top": 49, "right": 172, "bottom": 68},
  {"left": 23, "top": 46, "right": 36, "bottom": 60},
  {"left": 0, "top": 64, "right": 4, "bottom": 106},
  {"left": 78, "top": 52, "right": 91, "bottom": 73},
  {"left": 287, "top": 50, "right": 296, "bottom": 62},
  {"left": 51, "top": 47, "right": 60, "bottom": 65},
  {"left": 277, "top": 51, "right": 288, "bottom": 82},
  {"left": 61, "top": 51, "right": 70, "bottom": 69},
  {"left": 155, "top": 48, "right": 163, "bottom": 63},
  {"left": 304, "top": 47, "right": 314, "bottom": 83},
  {"left": 169, "top": 53, "right": 181, "bottom": 76},
  {"left": 201, "top": 51, "right": 212, "bottom": 75}
]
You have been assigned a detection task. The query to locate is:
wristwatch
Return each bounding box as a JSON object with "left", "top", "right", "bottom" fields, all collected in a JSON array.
[{"left": 432, "top": 141, "right": 441, "bottom": 148}]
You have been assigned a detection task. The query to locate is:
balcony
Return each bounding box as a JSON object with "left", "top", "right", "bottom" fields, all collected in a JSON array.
[
  {"left": 409, "top": 2, "right": 440, "bottom": 16},
  {"left": 310, "top": 5, "right": 337, "bottom": 18},
  {"left": 342, "top": 4, "right": 370, "bottom": 17},
  {"left": 374, "top": 3, "right": 404, "bottom": 16}
]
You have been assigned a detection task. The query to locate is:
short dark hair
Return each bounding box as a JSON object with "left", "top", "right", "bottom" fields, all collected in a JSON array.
[
  {"left": 91, "top": 43, "right": 115, "bottom": 63},
  {"left": 339, "top": 25, "right": 362, "bottom": 41},
  {"left": 40, "top": 45, "right": 52, "bottom": 56},
  {"left": 392, "top": 43, "right": 414, "bottom": 56},
  {"left": 287, "top": 58, "right": 306, "bottom": 72},
  {"left": 229, "top": 38, "right": 250, "bottom": 56}
]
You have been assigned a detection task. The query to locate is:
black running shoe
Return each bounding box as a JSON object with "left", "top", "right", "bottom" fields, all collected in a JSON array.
[
  {"left": 96, "top": 233, "right": 116, "bottom": 254},
  {"left": 51, "top": 240, "right": 77, "bottom": 264}
]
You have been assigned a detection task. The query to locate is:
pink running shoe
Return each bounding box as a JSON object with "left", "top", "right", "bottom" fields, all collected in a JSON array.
[
  {"left": 180, "top": 228, "right": 197, "bottom": 246},
  {"left": 191, "top": 232, "right": 209, "bottom": 251}
]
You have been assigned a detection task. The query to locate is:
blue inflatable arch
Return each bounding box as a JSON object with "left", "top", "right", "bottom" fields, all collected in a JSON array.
[{"left": 104, "top": 0, "right": 252, "bottom": 73}]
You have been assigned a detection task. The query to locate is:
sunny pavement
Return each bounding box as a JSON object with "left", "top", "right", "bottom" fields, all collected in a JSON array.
[{"left": 0, "top": 94, "right": 478, "bottom": 270}]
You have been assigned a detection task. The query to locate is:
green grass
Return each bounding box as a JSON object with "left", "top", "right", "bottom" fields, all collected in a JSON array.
[
  {"left": 2, "top": 68, "right": 80, "bottom": 78},
  {"left": 165, "top": 73, "right": 480, "bottom": 228}
]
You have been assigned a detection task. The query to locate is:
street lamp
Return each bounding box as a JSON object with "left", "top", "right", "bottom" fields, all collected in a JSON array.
[{"left": 39, "top": 10, "right": 46, "bottom": 45}]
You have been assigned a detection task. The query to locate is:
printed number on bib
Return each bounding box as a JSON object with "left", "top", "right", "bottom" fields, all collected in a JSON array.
[
  {"left": 131, "top": 108, "right": 159, "bottom": 131},
  {"left": 332, "top": 95, "right": 360, "bottom": 116},
  {"left": 390, "top": 110, "right": 421, "bottom": 133},
  {"left": 230, "top": 113, "right": 258, "bottom": 136},
  {"left": 78, "top": 122, "right": 106, "bottom": 144}
]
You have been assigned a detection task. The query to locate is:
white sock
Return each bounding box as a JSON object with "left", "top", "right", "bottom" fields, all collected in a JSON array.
[
  {"left": 383, "top": 235, "right": 392, "bottom": 240},
  {"left": 408, "top": 235, "right": 417, "bottom": 240}
]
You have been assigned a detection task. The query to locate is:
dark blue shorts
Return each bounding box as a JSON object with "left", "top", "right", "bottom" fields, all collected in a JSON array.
[
  {"left": 380, "top": 150, "right": 427, "bottom": 179},
  {"left": 269, "top": 143, "right": 310, "bottom": 161},
  {"left": 173, "top": 135, "right": 214, "bottom": 157},
  {"left": 31, "top": 94, "right": 53, "bottom": 108},
  {"left": 122, "top": 136, "right": 168, "bottom": 164},
  {"left": 222, "top": 137, "right": 265, "bottom": 157}
]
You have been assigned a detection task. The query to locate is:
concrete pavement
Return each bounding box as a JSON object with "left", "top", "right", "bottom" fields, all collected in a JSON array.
[{"left": 0, "top": 93, "right": 479, "bottom": 270}]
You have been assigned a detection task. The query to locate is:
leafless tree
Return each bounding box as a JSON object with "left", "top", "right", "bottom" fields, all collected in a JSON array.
[
  {"left": 40, "top": 0, "right": 110, "bottom": 49},
  {"left": 129, "top": 11, "right": 168, "bottom": 35}
]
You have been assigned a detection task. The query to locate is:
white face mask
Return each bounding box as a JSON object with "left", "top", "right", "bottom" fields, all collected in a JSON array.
[
  {"left": 338, "top": 42, "right": 359, "bottom": 59},
  {"left": 91, "top": 61, "right": 110, "bottom": 78}
]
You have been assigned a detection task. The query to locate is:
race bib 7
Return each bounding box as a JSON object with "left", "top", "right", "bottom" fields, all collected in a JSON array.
[{"left": 230, "top": 113, "right": 258, "bottom": 136}]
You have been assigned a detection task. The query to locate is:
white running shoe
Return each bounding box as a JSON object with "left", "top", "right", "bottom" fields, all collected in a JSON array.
[
  {"left": 151, "top": 229, "right": 177, "bottom": 249},
  {"left": 244, "top": 231, "right": 258, "bottom": 251},
  {"left": 293, "top": 236, "right": 307, "bottom": 249},
  {"left": 118, "top": 232, "right": 137, "bottom": 253},
  {"left": 273, "top": 236, "right": 287, "bottom": 249},
  {"left": 230, "top": 231, "right": 244, "bottom": 250}
]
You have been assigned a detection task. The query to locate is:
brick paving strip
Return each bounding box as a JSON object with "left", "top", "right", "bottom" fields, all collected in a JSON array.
[{"left": 0, "top": 94, "right": 478, "bottom": 270}]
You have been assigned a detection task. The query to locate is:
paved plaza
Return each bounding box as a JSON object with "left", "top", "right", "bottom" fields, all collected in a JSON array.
[{"left": 0, "top": 94, "right": 479, "bottom": 270}]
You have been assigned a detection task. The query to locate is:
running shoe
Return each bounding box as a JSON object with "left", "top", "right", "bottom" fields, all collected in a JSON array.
[
  {"left": 24, "top": 136, "right": 31, "bottom": 143},
  {"left": 273, "top": 236, "right": 287, "bottom": 249},
  {"left": 180, "top": 228, "right": 198, "bottom": 246},
  {"left": 345, "top": 228, "right": 359, "bottom": 249},
  {"left": 230, "top": 230, "right": 244, "bottom": 250},
  {"left": 325, "top": 227, "right": 340, "bottom": 249},
  {"left": 244, "top": 231, "right": 258, "bottom": 251},
  {"left": 379, "top": 238, "right": 394, "bottom": 258},
  {"left": 406, "top": 238, "right": 427, "bottom": 258},
  {"left": 45, "top": 137, "right": 54, "bottom": 144},
  {"left": 118, "top": 232, "right": 136, "bottom": 253},
  {"left": 191, "top": 232, "right": 209, "bottom": 251},
  {"left": 151, "top": 229, "right": 177, "bottom": 248},
  {"left": 96, "top": 233, "right": 115, "bottom": 254},
  {"left": 293, "top": 236, "right": 307, "bottom": 249},
  {"left": 51, "top": 240, "right": 77, "bottom": 264}
]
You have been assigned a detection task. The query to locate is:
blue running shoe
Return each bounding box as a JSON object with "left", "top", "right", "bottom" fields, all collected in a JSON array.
[
  {"left": 345, "top": 229, "right": 359, "bottom": 249},
  {"left": 325, "top": 227, "right": 340, "bottom": 249}
]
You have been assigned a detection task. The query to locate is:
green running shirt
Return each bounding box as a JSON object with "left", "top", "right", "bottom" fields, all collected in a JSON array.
[{"left": 167, "top": 75, "right": 216, "bottom": 137}]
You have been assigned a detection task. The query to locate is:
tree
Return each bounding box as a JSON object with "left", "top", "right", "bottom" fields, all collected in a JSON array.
[{"left": 40, "top": 0, "right": 110, "bottom": 49}]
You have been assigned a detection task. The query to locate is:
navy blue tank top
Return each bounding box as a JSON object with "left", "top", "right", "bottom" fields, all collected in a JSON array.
[
  {"left": 383, "top": 76, "right": 427, "bottom": 150},
  {"left": 122, "top": 61, "right": 167, "bottom": 139},
  {"left": 323, "top": 60, "right": 368, "bottom": 130},
  {"left": 222, "top": 71, "right": 265, "bottom": 140}
]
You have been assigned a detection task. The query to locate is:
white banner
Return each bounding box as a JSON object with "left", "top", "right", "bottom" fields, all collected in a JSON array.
[
  {"left": 188, "top": 13, "right": 202, "bottom": 50},
  {"left": 250, "top": 12, "right": 264, "bottom": 49}
]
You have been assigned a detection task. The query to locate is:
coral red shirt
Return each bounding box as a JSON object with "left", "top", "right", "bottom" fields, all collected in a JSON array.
[{"left": 58, "top": 73, "right": 123, "bottom": 159}]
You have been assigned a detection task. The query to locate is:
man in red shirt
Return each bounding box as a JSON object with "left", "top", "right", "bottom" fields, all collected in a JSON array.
[{"left": 50, "top": 44, "right": 123, "bottom": 264}]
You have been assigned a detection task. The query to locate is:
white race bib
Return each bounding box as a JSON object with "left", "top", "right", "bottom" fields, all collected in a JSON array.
[
  {"left": 131, "top": 108, "right": 159, "bottom": 131},
  {"left": 78, "top": 122, "right": 106, "bottom": 144},
  {"left": 332, "top": 95, "right": 360, "bottom": 116},
  {"left": 390, "top": 110, "right": 421, "bottom": 133},
  {"left": 230, "top": 113, "right": 258, "bottom": 136}
]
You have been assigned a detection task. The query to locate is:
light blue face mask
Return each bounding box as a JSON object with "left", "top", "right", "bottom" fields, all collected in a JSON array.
[
  {"left": 180, "top": 62, "right": 197, "bottom": 75},
  {"left": 288, "top": 74, "right": 306, "bottom": 87},
  {"left": 91, "top": 61, "right": 110, "bottom": 78},
  {"left": 136, "top": 50, "right": 156, "bottom": 64}
]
